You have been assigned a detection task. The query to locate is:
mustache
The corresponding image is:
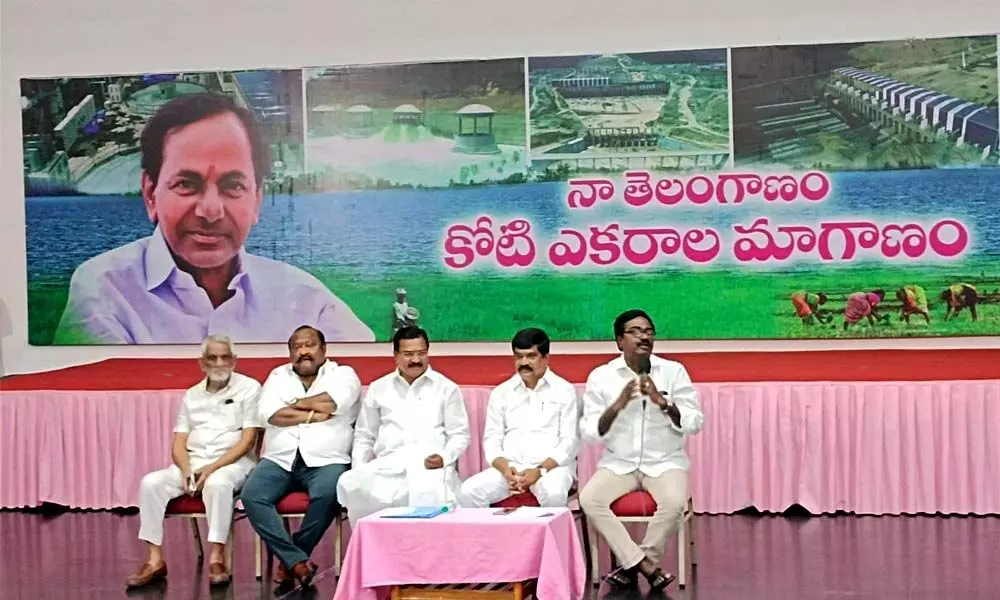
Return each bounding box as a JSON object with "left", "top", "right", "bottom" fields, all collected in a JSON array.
[
  {"left": 407, "top": 362, "right": 424, "bottom": 368},
  {"left": 296, "top": 355, "right": 314, "bottom": 363},
  {"left": 518, "top": 365, "right": 533, "bottom": 372}
]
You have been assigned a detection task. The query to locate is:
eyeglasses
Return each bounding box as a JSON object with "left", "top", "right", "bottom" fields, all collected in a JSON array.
[{"left": 624, "top": 327, "right": 656, "bottom": 338}]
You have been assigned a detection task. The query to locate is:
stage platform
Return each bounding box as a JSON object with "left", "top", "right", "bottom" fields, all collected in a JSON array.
[{"left": 3, "top": 510, "right": 998, "bottom": 600}]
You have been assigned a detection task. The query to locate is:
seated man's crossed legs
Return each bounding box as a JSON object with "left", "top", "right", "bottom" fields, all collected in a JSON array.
[
  {"left": 241, "top": 456, "right": 347, "bottom": 587},
  {"left": 458, "top": 466, "right": 575, "bottom": 507},
  {"left": 127, "top": 458, "right": 255, "bottom": 588},
  {"left": 579, "top": 468, "right": 687, "bottom": 592}
]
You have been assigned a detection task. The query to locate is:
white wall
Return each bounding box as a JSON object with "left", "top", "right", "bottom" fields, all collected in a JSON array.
[{"left": 2, "top": 0, "right": 999, "bottom": 376}]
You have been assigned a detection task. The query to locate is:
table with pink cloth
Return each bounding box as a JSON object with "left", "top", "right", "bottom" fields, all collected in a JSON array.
[
  {"left": 3, "top": 382, "right": 1000, "bottom": 515},
  {"left": 333, "top": 507, "right": 586, "bottom": 600}
]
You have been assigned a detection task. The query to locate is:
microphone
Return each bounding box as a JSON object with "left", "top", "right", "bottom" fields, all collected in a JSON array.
[
  {"left": 636, "top": 354, "right": 651, "bottom": 375},
  {"left": 635, "top": 354, "right": 651, "bottom": 409}
]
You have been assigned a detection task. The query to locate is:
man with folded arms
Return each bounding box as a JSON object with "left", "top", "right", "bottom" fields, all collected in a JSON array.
[
  {"left": 126, "top": 335, "right": 261, "bottom": 588},
  {"left": 458, "top": 327, "right": 579, "bottom": 507},
  {"left": 337, "top": 326, "right": 470, "bottom": 525},
  {"left": 241, "top": 325, "right": 361, "bottom": 588},
  {"left": 579, "top": 309, "right": 704, "bottom": 593}
]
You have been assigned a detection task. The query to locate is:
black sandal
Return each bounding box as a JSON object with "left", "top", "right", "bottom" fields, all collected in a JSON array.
[
  {"left": 644, "top": 568, "right": 676, "bottom": 592},
  {"left": 605, "top": 568, "right": 638, "bottom": 590}
]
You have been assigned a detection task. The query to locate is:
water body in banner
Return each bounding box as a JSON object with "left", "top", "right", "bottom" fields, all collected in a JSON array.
[{"left": 25, "top": 168, "right": 1000, "bottom": 343}]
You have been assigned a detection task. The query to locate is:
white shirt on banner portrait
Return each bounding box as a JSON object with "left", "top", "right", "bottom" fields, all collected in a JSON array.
[
  {"left": 337, "top": 367, "right": 470, "bottom": 526},
  {"left": 582, "top": 354, "right": 704, "bottom": 475},
  {"left": 53, "top": 226, "right": 375, "bottom": 344},
  {"left": 257, "top": 360, "right": 362, "bottom": 470}
]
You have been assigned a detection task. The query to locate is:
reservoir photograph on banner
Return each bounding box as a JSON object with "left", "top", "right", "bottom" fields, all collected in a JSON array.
[{"left": 19, "top": 35, "right": 1000, "bottom": 345}]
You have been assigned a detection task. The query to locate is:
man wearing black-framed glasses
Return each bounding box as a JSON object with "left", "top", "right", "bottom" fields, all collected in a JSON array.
[{"left": 579, "top": 309, "right": 704, "bottom": 593}]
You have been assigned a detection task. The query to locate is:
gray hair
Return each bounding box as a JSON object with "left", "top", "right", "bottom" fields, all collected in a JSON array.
[{"left": 200, "top": 334, "right": 237, "bottom": 358}]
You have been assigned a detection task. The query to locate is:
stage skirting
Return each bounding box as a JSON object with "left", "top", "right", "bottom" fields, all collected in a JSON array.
[{"left": 3, "top": 382, "right": 998, "bottom": 515}]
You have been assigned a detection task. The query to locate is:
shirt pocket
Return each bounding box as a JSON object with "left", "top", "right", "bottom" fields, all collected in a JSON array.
[
  {"left": 536, "top": 400, "right": 562, "bottom": 433},
  {"left": 218, "top": 401, "right": 244, "bottom": 431}
]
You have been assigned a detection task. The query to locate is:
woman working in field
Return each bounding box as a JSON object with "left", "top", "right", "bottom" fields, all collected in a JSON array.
[
  {"left": 843, "top": 289, "right": 886, "bottom": 330},
  {"left": 941, "top": 283, "right": 979, "bottom": 322},
  {"left": 790, "top": 290, "right": 829, "bottom": 325},
  {"left": 896, "top": 285, "right": 930, "bottom": 324}
]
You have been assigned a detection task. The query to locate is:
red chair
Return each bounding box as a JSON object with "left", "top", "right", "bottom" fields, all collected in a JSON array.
[
  {"left": 251, "top": 491, "right": 348, "bottom": 580},
  {"left": 164, "top": 495, "right": 237, "bottom": 570},
  {"left": 585, "top": 491, "right": 696, "bottom": 588},
  {"left": 492, "top": 486, "right": 593, "bottom": 580}
]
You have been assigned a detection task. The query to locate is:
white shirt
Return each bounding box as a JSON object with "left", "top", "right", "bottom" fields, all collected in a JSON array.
[
  {"left": 482, "top": 369, "right": 579, "bottom": 471},
  {"left": 258, "top": 360, "right": 362, "bottom": 470},
  {"left": 352, "top": 367, "right": 470, "bottom": 469},
  {"left": 173, "top": 372, "right": 262, "bottom": 470},
  {"left": 582, "top": 354, "right": 704, "bottom": 477},
  {"left": 54, "top": 226, "right": 375, "bottom": 344}
]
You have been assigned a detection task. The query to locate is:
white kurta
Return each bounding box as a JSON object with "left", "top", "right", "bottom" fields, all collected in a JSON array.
[
  {"left": 581, "top": 354, "right": 704, "bottom": 476},
  {"left": 337, "top": 367, "right": 470, "bottom": 526},
  {"left": 138, "top": 373, "right": 261, "bottom": 545},
  {"left": 458, "top": 369, "right": 580, "bottom": 508}
]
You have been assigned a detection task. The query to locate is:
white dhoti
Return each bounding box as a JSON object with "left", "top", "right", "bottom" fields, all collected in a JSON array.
[
  {"left": 338, "top": 456, "right": 460, "bottom": 527},
  {"left": 137, "top": 457, "right": 256, "bottom": 546},
  {"left": 458, "top": 465, "right": 575, "bottom": 508}
]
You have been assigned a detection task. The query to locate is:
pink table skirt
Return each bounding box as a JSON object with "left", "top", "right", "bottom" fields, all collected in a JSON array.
[
  {"left": 2, "top": 381, "right": 999, "bottom": 515},
  {"left": 334, "top": 507, "right": 586, "bottom": 600}
]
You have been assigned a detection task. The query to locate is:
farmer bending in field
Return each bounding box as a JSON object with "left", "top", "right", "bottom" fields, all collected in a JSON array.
[
  {"left": 941, "top": 283, "right": 979, "bottom": 322},
  {"left": 896, "top": 285, "right": 930, "bottom": 324},
  {"left": 843, "top": 289, "right": 886, "bottom": 331},
  {"left": 790, "top": 290, "right": 829, "bottom": 325}
]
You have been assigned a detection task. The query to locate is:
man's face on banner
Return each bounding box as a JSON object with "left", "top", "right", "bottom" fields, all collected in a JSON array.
[{"left": 141, "top": 111, "right": 262, "bottom": 270}]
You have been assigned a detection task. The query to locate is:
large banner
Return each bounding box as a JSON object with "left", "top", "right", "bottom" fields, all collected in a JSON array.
[{"left": 21, "top": 36, "right": 1000, "bottom": 345}]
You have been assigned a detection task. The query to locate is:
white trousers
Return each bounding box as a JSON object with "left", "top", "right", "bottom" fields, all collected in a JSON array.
[
  {"left": 337, "top": 463, "right": 460, "bottom": 527},
  {"left": 458, "top": 466, "right": 575, "bottom": 508},
  {"left": 137, "top": 457, "right": 256, "bottom": 546},
  {"left": 579, "top": 468, "right": 688, "bottom": 568}
]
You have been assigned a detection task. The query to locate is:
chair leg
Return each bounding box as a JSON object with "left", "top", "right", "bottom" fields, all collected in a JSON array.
[
  {"left": 587, "top": 517, "right": 601, "bottom": 587},
  {"left": 689, "top": 512, "right": 698, "bottom": 568},
  {"left": 254, "top": 534, "right": 262, "bottom": 580},
  {"left": 189, "top": 518, "right": 204, "bottom": 562},
  {"left": 226, "top": 528, "right": 234, "bottom": 571},
  {"left": 577, "top": 513, "right": 593, "bottom": 585},
  {"left": 677, "top": 516, "right": 687, "bottom": 589},
  {"left": 334, "top": 517, "right": 343, "bottom": 577}
]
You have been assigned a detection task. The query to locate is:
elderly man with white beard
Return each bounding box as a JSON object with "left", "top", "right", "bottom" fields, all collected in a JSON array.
[{"left": 126, "top": 335, "right": 262, "bottom": 589}]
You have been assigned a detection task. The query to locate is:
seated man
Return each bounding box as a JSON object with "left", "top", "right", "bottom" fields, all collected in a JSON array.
[
  {"left": 241, "top": 326, "right": 361, "bottom": 588},
  {"left": 458, "top": 327, "right": 579, "bottom": 507},
  {"left": 126, "top": 335, "right": 261, "bottom": 588},
  {"left": 579, "top": 309, "right": 704, "bottom": 593},
  {"left": 337, "top": 327, "right": 470, "bottom": 526}
]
